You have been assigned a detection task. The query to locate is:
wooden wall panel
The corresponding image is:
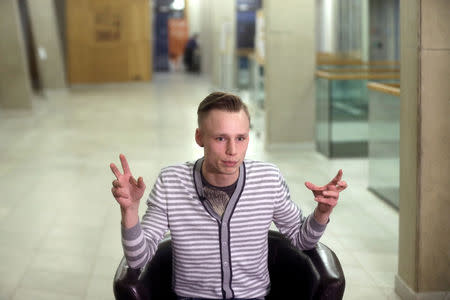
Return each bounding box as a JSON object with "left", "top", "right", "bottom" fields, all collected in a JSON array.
[{"left": 67, "top": 0, "right": 151, "bottom": 83}]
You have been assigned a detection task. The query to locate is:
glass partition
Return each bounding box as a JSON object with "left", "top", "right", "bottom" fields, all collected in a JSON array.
[
  {"left": 315, "top": 70, "right": 399, "bottom": 157},
  {"left": 367, "top": 82, "right": 400, "bottom": 208},
  {"left": 248, "top": 53, "right": 265, "bottom": 107},
  {"left": 315, "top": 76, "right": 331, "bottom": 156}
]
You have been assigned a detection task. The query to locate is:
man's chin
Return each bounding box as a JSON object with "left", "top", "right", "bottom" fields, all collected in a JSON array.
[{"left": 220, "top": 165, "right": 241, "bottom": 175}]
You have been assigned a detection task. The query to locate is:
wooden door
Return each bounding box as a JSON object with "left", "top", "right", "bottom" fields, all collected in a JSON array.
[{"left": 66, "top": 0, "right": 152, "bottom": 83}]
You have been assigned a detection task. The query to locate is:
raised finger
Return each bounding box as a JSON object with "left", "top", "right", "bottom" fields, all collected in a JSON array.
[
  {"left": 305, "top": 181, "right": 326, "bottom": 191},
  {"left": 120, "top": 154, "right": 131, "bottom": 175},
  {"left": 337, "top": 180, "right": 348, "bottom": 191},
  {"left": 329, "top": 169, "right": 343, "bottom": 185},
  {"left": 110, "top": 163, "right": 122, "bottom": 179}
]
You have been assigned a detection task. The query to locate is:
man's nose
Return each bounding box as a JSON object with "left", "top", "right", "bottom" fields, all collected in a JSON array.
[{"left": 226, "top": 140, "right": 236, "bottom": 155}]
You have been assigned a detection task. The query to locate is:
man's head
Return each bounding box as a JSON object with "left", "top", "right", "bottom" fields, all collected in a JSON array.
[
  {"left": 195, "top": 92, "right": 251, "bottom": 186},
  {"left": 197, "top": 92, "right": 250, "bottom": 128}
]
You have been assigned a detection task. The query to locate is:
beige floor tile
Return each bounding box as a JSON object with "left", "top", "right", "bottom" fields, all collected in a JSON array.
[
  {"left": 18, "top": 270, "right": 89, "bottom": 297},
  {"left": 343, "top": 285, "right": 389, "bottom": 300},
  {"left": 369, "top": 271, "right": 397, "bottom": 288},
  {"left": 0, "top": 267, "right": 27, "bottom": 299},
  {"left": 84, "top": 276, "right": 115, "bottom": 300},
  {"left": 11, "top": 288, "right": 83, "bottom": 300},
  {"left": 28, "top": 251, "right": 95, "bottom": 275},
  {"left": 382, "top": 287, "right": 403, "bottom": 299},
  {"left": 39, "top": 225, "right": 102, "bottom": 256},
  {"left": 0, "top": 284, "right": 17, "bottom": 300},
  {"left": 343, "top": 266, "right": 378, "bottom": 288},
  {"left": 353, "top": 251, "right": 398, "bottom": 274},
  {"left": 338, "top": 236, "right": 398, "bottom": 254},
  {"left": 92, "top": 255, "right": 122, "bottom": 279},
  {"left": 0, "top": 229, "right": 45, "bottom": 250}
]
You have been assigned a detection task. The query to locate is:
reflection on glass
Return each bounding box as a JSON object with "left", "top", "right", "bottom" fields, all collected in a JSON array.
[
  {"left": 315, "top": 71, "right": 398, "bottom": 158},
  {"left": 367, "top": 86, "right": 400, "bottom": 208},
  {"left": 249, "top": 56, "right": 264, "bottom": 107},
  {"left": 316, "top": 77, "right": 330, "bottom": 156},
  {"left": 315, "top": 77, "right": 370, "bottom": 158},
  {"left": 329, "top": 79, "right": 369, "bottom": 157}
]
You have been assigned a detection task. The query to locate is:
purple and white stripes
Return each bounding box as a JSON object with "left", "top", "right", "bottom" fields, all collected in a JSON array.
[{"left": 121, "top": 159, "right": 326, "bottom": 299}]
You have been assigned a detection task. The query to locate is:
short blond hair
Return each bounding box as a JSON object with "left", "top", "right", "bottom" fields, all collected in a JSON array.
[{"left": 197, "top": 92, "right": 250, "bottom": 126}]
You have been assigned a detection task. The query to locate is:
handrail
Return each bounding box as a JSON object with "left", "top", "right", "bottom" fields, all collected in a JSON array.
[
  {"left": 367, "top": 82, "right": 400, "bottom": 97},
  {"left": 236, "top": 48, "right": 254, "bottom": 56},
  {"left": 317, "top": 59, "right": 400, "bottom": 66},
  {"left": 316, "top": 52, "right": 400, "bottom": 67},
  {"left": 248, "top": 52, "right": 265, "bottom": 65},
  {"left": 316, "top": 53, "right": 399, "bottom": 66},
  {"left": 366, "top": 61, "right": 400, "bottom": 66},
  {"left": 315, "top": 70, "right": 400, "bottom": 80},
  {"left": 323, "top": 68, "right": 399, "bottom": 73}
]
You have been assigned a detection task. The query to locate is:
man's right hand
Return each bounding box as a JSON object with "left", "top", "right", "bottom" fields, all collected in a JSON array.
[{"left": 110, "top": 154, "right": 146, "bottom": 214}]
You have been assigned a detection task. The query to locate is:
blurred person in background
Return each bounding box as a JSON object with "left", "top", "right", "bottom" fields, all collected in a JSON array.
[{"left": 183, "top": 33, "right": 200, "bottom": 72}]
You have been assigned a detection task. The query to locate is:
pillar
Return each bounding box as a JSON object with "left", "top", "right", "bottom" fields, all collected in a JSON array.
[
  {"left": 0, "top": 0, "right": 33, "bottom": 109},
  {"left": 396, "top": 0, "right": 450, "bottom": 298},
  {"left": 264, "top": 0, "right": 316, "bottom": 148},
  {"left": 27, "top": 0, "right": 66, "bottom": 89}
]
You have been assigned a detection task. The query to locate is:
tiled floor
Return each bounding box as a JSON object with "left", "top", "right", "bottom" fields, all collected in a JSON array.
[{"left": 0, "top": 73, "right": 400, "bottom": 299}]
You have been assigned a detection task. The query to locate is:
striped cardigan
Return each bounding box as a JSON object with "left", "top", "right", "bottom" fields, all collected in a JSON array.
[{"left": 121, "top": 158, "right": 326, "bottom": 299}]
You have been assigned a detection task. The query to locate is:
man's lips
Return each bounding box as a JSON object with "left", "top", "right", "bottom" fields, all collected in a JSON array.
[{"left": 222, "top": 161, "right": 238, "bottom": 167}]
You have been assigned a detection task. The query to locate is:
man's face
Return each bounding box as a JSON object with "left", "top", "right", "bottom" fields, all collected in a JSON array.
[{"left": 195, "top": 109, "right": 250, "bottom": 185}]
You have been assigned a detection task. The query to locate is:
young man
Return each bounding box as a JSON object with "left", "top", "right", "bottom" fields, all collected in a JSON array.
[{"left": 110, "top": 92, "right": 347, "bottom": 300}]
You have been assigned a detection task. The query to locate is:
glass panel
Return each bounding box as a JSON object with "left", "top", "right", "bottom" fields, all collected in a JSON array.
[
  {"left": 329, "top": 79, "right": 368, "bottom": 157},
  {"left": 249, "top": 59, "right": 264, "bottom": 106},
  {"left": 315, "top": 74, "right": 399, "bottom": 158},
  {"left": 368, "top": 89, "right": 400, "bottom": 208},
  {"left": 315, "top": 77, "right": 330, "bottom": 156}
]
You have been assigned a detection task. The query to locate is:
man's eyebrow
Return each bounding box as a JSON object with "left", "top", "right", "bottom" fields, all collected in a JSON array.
[{"left": 211, "top": 133, "right": 248, "bottom": 137}]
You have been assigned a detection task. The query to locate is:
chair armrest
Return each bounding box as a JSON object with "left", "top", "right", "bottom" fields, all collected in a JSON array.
[
  {"left": 113, "top": 239, "right": 176, "bottom": 300},
  {"left": 267, "top": 231, "right": 320, "bottom": 299},
  {"left": 303, "top": 243, "right": 345, "bottom": 300},
  {"left": 113, "top": 256, "right": 150, "bottom": 300}
]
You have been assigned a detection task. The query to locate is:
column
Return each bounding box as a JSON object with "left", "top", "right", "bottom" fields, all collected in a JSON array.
[
  {"left": 264, "top": 0, "right": 316, "bottom": 148},
  {"left": 396, "top": 0, "right": 450, "bottom": 298},
  {"left": 0, "top": 0, "right": 32, "bottom": 109},
  {"left": 27, "top": 0, "right": 66, "bottom": 89},
  {"left": 212, "top": 0, "right": 236, "bottom": 90}
]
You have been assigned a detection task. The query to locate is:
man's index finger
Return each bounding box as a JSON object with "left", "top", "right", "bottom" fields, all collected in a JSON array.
[
  {"left": 110, "top": 163, "right": 121, "bottom": 179},
  {"left": 120, "top": 154, "right": 131, "bottom": 174}
]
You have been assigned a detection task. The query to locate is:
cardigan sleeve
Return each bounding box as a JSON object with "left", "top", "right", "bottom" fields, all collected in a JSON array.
[
  {"left": 121, "top": 172, "right": 170, "bottom": 269},
  {"left": 272, "top": 169, "right": 327, "bottom": 250}
]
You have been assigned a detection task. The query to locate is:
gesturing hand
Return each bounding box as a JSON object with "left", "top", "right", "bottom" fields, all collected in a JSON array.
[
  {"left": 305, "top": 169, "right": 347, "bottom": 219},
  {"left": 110, "top": 154, "right": 146, "bottom": 211}
]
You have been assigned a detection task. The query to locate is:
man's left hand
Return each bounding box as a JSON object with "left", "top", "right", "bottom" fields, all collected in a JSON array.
[{"left": 305, "top": 169, "right": 347, "bottom": 224}]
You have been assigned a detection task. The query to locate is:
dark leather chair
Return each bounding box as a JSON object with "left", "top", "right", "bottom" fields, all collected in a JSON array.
[{"left": 113, "top": 230, "right": 345, "bottom": 300}]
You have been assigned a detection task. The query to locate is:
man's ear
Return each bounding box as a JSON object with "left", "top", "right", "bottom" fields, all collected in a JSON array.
[{"left": 195, "top": 128, "right": 204, "bottom": 147}]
